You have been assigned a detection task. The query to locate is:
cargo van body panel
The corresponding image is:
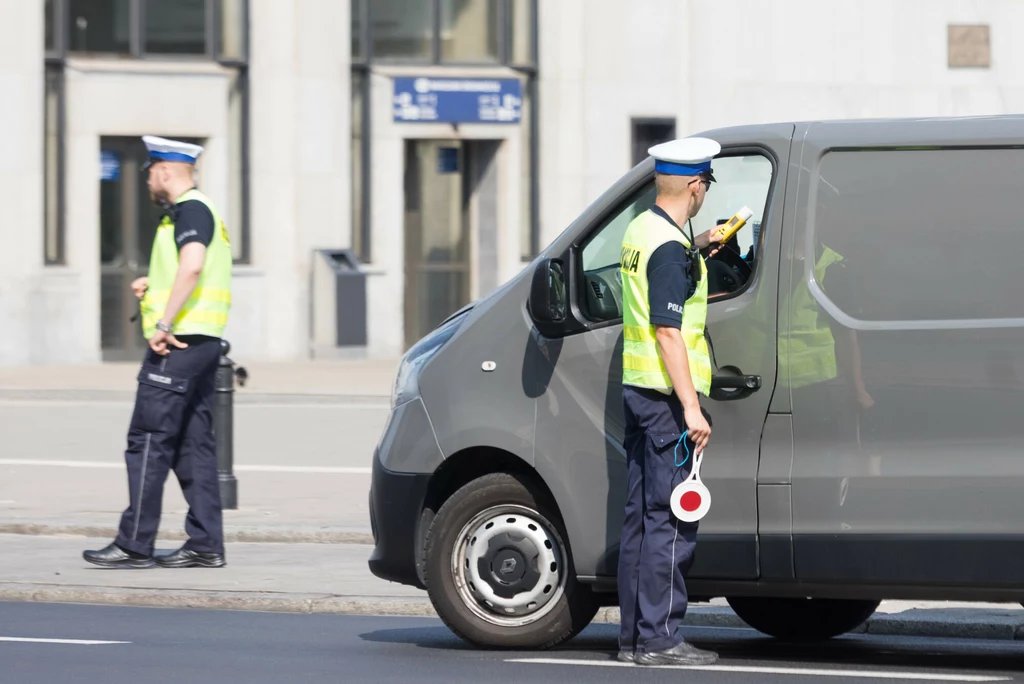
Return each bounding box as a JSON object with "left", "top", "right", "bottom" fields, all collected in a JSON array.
[{"left": 788, "top": 117, "right": 1024, "bottom": 587}]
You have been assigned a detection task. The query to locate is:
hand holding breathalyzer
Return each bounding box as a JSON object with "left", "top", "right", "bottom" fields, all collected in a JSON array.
[{"left": 712, "top": 206, "right": 754, "bottom": 244}]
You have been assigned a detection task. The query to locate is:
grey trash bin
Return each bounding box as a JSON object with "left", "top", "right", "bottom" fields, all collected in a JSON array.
[{"left": 311, "top": 248, "right": 367, "bottom": 352}]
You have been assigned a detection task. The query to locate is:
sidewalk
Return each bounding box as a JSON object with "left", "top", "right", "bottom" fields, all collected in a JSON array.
[
  {"left": 0, "top": 358, "right": 401, "bottom": 400},
  {"left": 0, "top": 359, "right": 395, "bottom": 545},
  {"left": 4, "top": 534, "right": 1024, "bottom": 642}
]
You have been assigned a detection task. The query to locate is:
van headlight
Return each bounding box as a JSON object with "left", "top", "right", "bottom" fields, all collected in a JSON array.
[{"left": 391, "top": 311, "right": 469, "bottom": 409}]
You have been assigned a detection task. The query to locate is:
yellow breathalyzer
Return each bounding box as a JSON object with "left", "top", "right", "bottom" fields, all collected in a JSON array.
[{"left": 714, "top": 206, "right": 754, "bottom": 243}]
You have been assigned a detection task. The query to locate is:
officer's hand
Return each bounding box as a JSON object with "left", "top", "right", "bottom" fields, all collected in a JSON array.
[
  {"left": 149, "top": 330, "right": 188, "bottom": 356},
  {"left": 684, "top": 404, "right": 711, "bottom": 453},
  {"left": 695, "top": 229, "right": 725, "bottom": 258},
  {"left": 131, "top": 277, "right": 149, "bottom": 300}
]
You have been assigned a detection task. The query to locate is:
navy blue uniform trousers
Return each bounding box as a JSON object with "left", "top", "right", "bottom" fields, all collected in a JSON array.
[
  {"left": 617, "top": 386, "right": 712, "bottom": 655},
  {"left": 114, "top": 336, "right": 224, "bottom": 556}
]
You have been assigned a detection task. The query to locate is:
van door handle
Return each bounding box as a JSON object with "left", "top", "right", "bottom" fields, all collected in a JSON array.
[
  {"left": 710, "top": 369, "right": 761, "bottom": 401},
  {"left": 711, "top": 374, "right": 761, "bottom": 391}
]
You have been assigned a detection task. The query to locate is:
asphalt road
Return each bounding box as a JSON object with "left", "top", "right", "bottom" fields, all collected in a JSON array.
[{"left": 3, "top": 603, "right": 1023, "bottom": 684}]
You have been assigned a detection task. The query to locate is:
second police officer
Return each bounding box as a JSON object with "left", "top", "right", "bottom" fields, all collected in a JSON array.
[
  {"left": 616, "top": 137, "right": 723, "bottom": 666},
  {"left": 83, "top": 135, "right": 232, "bottom": 570}
]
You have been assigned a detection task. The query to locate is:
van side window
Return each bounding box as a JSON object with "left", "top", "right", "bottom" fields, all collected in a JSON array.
[
  {"left": 578, "top": 152, "right": 775, "bottom": 323},
  {"left": 580, "top": 184, "right": 657, "bottom": 323},
  {"left": 692, "top": 154, "right": 774, "bottom": 299}
]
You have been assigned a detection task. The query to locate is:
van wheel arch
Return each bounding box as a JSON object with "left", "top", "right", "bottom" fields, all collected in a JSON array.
[{"left": 415, "top": 448, "right": 565, "bottom": 587}]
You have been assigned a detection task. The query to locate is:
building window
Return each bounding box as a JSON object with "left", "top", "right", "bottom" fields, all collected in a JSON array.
[
  {"left": 216, "top": 0, "right": 247, "bottom": 62},
  {"left": 144, "top": 0, "right": 207, "bottom": 55},
  {"left": 508, "top": 0, "right": 535, "bottom": 66},
  {"left": 44, "top": 65, "right": 65, "bottom": 266},
  {"left": 631, "top": 118, "right": 676, "bottom": 167},
  {"left": 45, "top": 0, "right": 57, "bottom": 53},
  {"left": 440, "top": 0, "right": 500, "bottom": 64},
  {"left": 370, "top": 0, "right": 434, "bottom": 61},
  {"left": 67, "top": 0, "right": 131, "bottom": 55},
  {"left": 52, "top": 0, "right": 246, "bottom": 61},
  {"left": 361, "top": 0, "right": 534, "bottom": 66}
]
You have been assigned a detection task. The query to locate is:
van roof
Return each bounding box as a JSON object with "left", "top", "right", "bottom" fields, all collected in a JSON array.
[{"left": 695, "top": 112, "right": 1024, "bottom": 139}]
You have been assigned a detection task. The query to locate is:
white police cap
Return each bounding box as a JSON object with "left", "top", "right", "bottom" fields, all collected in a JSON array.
[
  {"left": 141, "top": 135, "right": 204, "bottom": 170},
  {"left": 649, "top": 137, "right": 721, "bottom": 180}
]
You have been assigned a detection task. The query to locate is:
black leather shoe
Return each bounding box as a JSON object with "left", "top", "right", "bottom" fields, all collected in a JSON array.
[
  {"left": 155, "top": 547, "right": 226, "bottom": 568},
  {"left": 635, "top": 641, "right": 718, "bottom": 666},
  {"left": 616, "top": 650, "right": 635, "bottom": 663},
  {"left": 83, "top": 543, "right": 156, "bottom": 569}
]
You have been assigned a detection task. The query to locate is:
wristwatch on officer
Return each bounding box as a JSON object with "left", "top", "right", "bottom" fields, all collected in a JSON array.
[{"left": 156, "top": 321, "right": 173, "bottom": 333}]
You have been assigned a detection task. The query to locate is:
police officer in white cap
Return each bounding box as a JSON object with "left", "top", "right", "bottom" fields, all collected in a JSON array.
[
  {"left": 615, "top": 137, "right": 723, "bottom": 666},
  {"left": 83, "top": 135, "right": 232, "bottom": 569}
]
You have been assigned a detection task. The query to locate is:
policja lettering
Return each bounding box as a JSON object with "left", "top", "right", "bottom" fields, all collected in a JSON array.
[
  {"left": 82, "top": 135, "right": 231, "bottom": 571},
  {"left": 620, "top": 244, "right": 641, "bottom": 273},
  {"left": 616, "top": 136, "right": 722, "bottom": 667}
]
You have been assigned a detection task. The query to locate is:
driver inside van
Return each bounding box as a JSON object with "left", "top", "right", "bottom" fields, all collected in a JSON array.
[{"left": 616, "top": 137, "right": 724, "bottom": 667}]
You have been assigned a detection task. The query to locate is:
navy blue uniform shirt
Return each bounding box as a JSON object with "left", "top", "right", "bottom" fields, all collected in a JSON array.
[
  {"left": 171, "top": 192, "right": 215, "bottom": 252},
  {"left": 647, "top": 205, "right": 695, "bottom": 328}
]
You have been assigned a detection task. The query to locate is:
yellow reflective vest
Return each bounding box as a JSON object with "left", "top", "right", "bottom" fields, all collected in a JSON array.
[
  {"left": 140, "top": 188, "right": 232, "bottom": 339},
  {"left": 620, "top": 209, "right": 712, "bottom": 396},
  {"left": 782, "top": 246, "right": 843, "bottom": 390}
]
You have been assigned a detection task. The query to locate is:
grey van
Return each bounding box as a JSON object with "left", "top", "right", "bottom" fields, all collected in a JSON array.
[{"left": 368, "top": 114, "right": 1024, "bottom": 649}]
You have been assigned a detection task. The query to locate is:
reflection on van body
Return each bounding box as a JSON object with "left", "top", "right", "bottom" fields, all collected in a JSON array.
[{"left": 368, "top": 115, "right": 1024, "bottom": 650}]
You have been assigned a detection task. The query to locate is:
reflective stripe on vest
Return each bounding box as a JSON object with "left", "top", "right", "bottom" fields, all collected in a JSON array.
[
  {"left": 620, "top": 210, "right": 712, "bottom": 396},
  {"left": 781, "top": 246, "right": 842, "bottom": 390},
  {"left": 140, "top": 189, "right": 232, "bottom": 339}
]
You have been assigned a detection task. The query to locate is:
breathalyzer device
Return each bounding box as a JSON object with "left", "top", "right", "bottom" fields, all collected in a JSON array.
[{"left": 713, "top": 206, "right": 754, "bottom": 244}]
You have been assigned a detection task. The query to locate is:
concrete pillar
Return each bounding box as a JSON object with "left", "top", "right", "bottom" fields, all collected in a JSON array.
[
  {"left": 0, "top": 1, "right": 43, "bottom": 365},
  {"left": 249, "top": 0, "right": 351, "bottom": 360}
]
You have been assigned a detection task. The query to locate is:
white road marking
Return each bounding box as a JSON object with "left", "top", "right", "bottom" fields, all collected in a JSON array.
[
  {"left": 0, "top": 400, "right": 387, "bottom": 410},
  {"left": 506, "top": 658, "right": 1011, "bottom": 681},
  {"left": 0, "top": 459, "right": 371, "bottom": 475},
  {"left": 0, "top": 637, "right": 131, "bottom": 645}
]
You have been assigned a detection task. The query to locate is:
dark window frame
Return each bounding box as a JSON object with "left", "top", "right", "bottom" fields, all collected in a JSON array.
[
  {"left": 351, "top": 0, "right": 539, "bottom": 261},
  {"left": 357, "top": 0, "right": 536, "bottom": 68},
  {"left": 45, "top": 0, "right": 252, "bottom": 264},
  {"left": 43, "top": 64, "right": 67, "bottom": 266},
  {"left": 48, "top": 0, "right": 247, "bottom": 62}
]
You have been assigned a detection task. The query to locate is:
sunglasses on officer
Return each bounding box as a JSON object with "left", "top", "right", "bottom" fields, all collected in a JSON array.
[{"left": 688, "top": 170, "right": 715, "bottom": 192}]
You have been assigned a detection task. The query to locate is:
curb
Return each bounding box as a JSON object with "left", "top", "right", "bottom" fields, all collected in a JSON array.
[
  {"left": 0, "top": 584, "right": 438, "bottom": 617},
  {"left": 0, "top": 523, "right": 375, "bottom": 546},
  {"left": 3, "top": 583, "right": 1024, "bottom": 642}
]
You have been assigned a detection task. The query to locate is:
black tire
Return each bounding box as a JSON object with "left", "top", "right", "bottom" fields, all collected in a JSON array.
[
  {"left": 726, "top": 596, "right": 880, "bottom": 641},
  {"left": 423, "top": 472, "right": 599, "bottom": 649}
]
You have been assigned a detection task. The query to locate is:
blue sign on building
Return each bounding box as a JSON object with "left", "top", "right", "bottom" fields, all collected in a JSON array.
[
  {"left": 100, "top": 150, "right": 120, "bottom": 182},
  {"left": 393, "top": 77, "right": 522, "bottom": 124}
]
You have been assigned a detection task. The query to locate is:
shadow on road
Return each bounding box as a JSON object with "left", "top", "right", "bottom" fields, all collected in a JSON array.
[
  {"left": 359, "top": 625, "right": 475, "bottom": 651},
  {"left": 361, "top": 621, "right": 1024, "bottom": 674}
]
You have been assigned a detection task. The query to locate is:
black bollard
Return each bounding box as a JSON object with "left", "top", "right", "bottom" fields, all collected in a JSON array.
[{"left": 215, "top": 339, "right": 239, "bottom": 510}]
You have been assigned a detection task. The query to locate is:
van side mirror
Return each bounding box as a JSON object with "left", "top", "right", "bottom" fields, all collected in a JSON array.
[{"left": 529, "top": 258, "right": 567, "bottom": 325}]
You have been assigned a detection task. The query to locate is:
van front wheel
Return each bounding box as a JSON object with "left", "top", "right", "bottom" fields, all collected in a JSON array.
[
  {"left": 424, "top": 473, "right": 599, "bottom": 649},
  {"left": 726, "top": 596, "right": 880, "bottom": 640}
]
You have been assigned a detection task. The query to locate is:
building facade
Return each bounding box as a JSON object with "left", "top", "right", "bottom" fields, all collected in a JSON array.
[{"left": 1, "top": 0, "right": 1020, "bottom": 366}]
